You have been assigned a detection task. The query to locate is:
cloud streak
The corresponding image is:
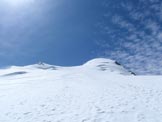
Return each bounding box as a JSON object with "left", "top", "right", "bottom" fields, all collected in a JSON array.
[{"left": 98, "top": 0, "right": 162, "bottom": 75}]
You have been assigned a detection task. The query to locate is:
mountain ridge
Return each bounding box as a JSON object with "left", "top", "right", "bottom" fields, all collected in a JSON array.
[{"left": 1, "top": 58, "right": 135, "bottom": 76}]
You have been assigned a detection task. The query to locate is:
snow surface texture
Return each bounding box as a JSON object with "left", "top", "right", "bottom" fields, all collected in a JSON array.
[{"left": 0, "top": 58, "right": 162, "bottom": 122}]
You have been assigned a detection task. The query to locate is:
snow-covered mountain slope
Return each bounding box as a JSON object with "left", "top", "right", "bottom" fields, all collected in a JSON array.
[
  {"left": 0, "top": 58, "right": 162, "bottom": 122},
  {"left": 83, "top": 58, "right": 135, "bottom": 75}
]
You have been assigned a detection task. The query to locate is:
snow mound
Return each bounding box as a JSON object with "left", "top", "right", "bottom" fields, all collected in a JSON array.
[
  {"left": 24, "top": 62, "right": 57, "bottom": 70},
  {"left": 83, "top": 58, "right": 135, "bottom": 75}
]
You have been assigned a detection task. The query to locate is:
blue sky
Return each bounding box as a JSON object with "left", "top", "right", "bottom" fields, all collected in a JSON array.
[{"left": 0, "top": 0, "right": 162, "bottom": 75}]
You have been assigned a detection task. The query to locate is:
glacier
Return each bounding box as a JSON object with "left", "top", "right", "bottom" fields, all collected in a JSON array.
[{"left": 0, "top": 58, "right": 162, "bottom": 122}]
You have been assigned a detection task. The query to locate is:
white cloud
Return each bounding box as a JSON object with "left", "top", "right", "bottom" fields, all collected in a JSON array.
[
  {"left": 158, "top": 32, "right": 162, "bottom": 40},
  {"left": 98, "top": 0, "right": 162, "bottom": 75}
]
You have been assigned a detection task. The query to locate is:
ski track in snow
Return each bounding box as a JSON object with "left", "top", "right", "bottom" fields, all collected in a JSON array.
[{"left": 0, "top": 59, "right": 162, "bottom": 122}]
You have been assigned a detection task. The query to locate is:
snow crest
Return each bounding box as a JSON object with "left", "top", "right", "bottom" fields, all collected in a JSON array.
[{"left": 83, "top": 58, "right": 134, "bottom": 75}]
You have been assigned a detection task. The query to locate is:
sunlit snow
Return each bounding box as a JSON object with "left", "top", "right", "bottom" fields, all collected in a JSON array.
[{"left": 0, "top": 58, "right": 161, "bottom": 122}]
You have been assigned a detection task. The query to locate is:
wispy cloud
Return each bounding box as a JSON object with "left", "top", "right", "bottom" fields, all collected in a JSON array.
[{"left": 97, "top": 0, "right": 162, "bottom": 75}]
